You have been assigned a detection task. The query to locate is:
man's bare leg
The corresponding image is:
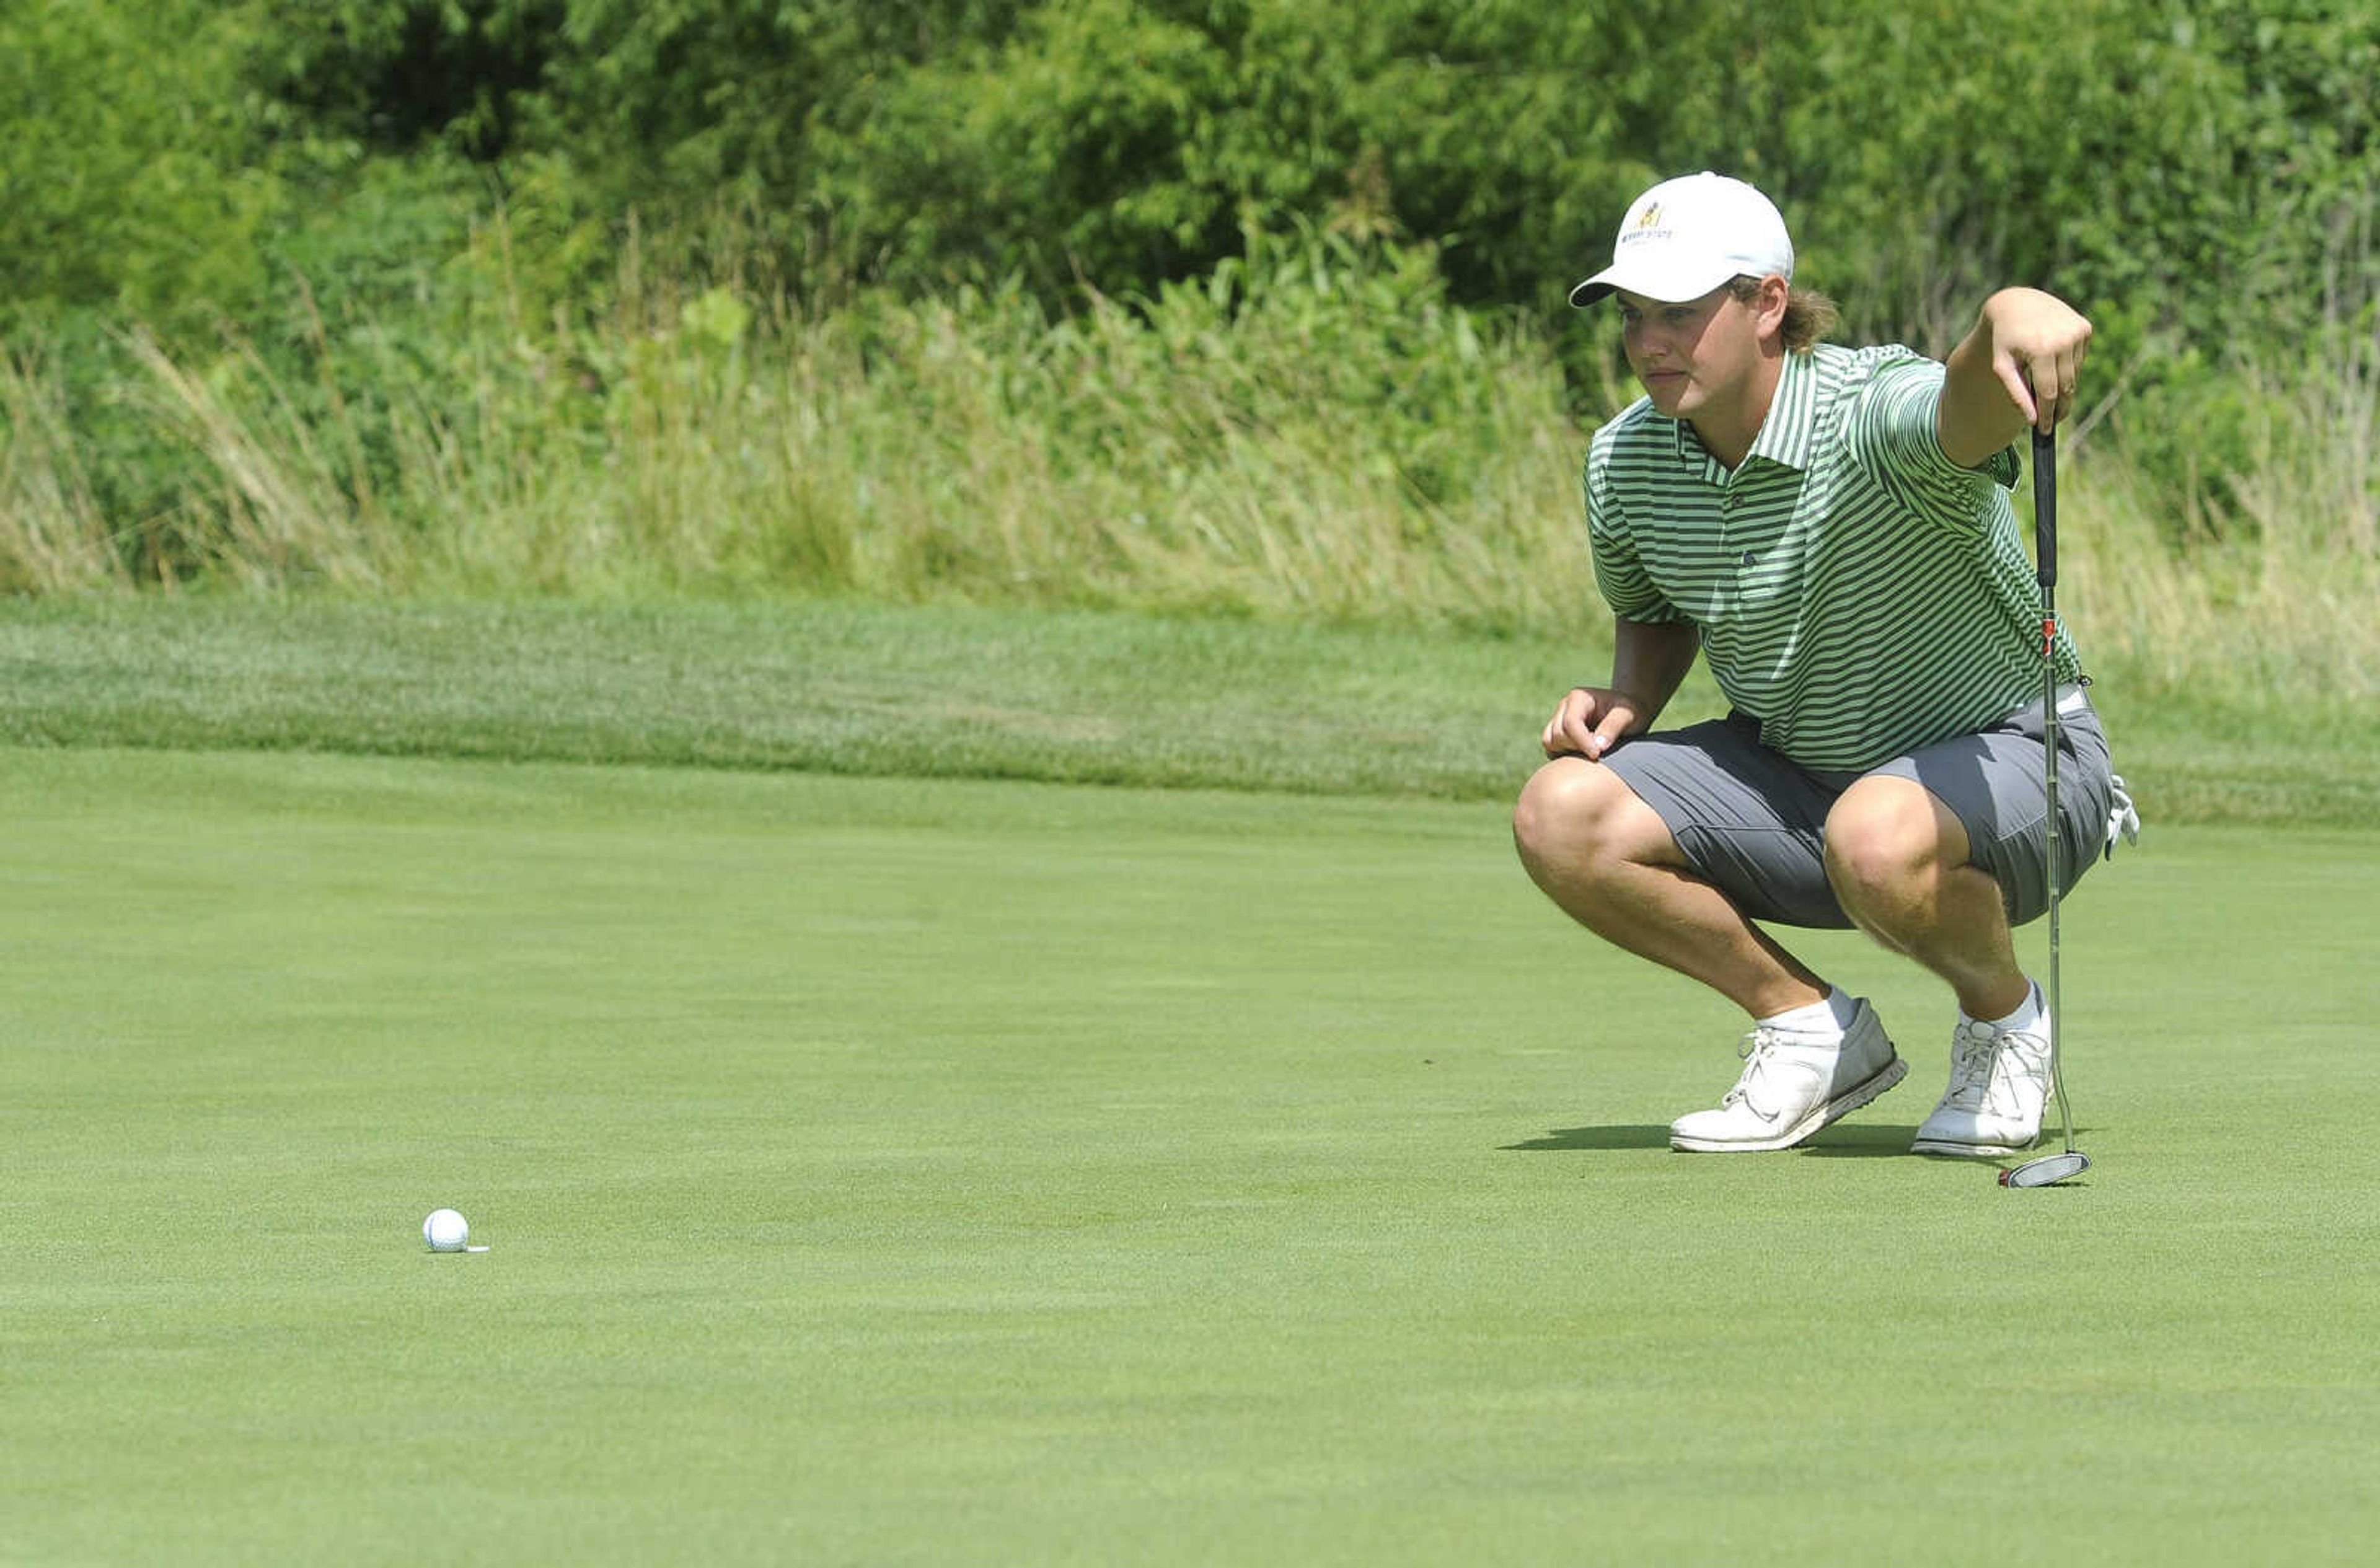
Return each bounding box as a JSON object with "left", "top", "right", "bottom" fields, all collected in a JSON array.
[
  {"left": 1512, "top": 756, "right": 1828, "bottom": 1019},
  {"left": 1824, "top": 774, "right": 2056, "bottom": 1155},
  {"left": 1514, "top": 755, "right": 1911, "bottom": 1150},
  {"left": 1820, "top": 776, "right": 2029, "bottom": 1021}
]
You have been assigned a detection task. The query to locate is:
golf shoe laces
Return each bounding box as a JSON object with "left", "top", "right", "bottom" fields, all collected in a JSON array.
[
  {"left": 1721, "top": 1026, "right": 1796, "bottom": 1112},
  {"left": 1942, "top": 1019, "right": 2046, "bottom": 1119}
]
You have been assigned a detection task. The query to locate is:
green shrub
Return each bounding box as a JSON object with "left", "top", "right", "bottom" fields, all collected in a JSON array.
[
  {"left": 0, "top": 0, "right": 280, "bottom": 337},
  {"left": 5, "top": 0, "right": 2376, "bottom": 611}
]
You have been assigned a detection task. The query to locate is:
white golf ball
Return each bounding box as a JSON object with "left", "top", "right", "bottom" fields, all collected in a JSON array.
[{"left": 423, "top": 1209, "right": 469, "bottom": 1252}]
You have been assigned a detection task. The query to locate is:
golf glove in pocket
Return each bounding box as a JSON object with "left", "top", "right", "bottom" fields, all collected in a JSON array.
[{"left": 2103, "top": 773, "right": 2141, "bottom": 860}]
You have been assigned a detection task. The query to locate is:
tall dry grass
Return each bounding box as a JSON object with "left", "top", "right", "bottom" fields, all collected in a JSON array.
[
  {"left": 2065, "top": 307, "right": 2379, "bottom": 703},
  {"left": 0, "top": 232, "right": 1601, "bottom": 630},
  {"left": 0, "top": 229, "right": 2373, "bottom": 705},
  {"left": 0, "top": 350, "right": 121, "bottom": 592}
]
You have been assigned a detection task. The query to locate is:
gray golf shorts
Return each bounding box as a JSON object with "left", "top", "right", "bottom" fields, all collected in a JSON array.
[{"left": 1602, "top": 689, "right": 2114, "bottom": 930}]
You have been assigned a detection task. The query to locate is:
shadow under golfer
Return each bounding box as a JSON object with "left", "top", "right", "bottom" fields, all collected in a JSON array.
[
  {"left": 1796, "top": 1123, "right": 2098, "bottom": 1158},
  {"left": 1502, "top": 1124, "right": 1671, "bottom": 1152},
  {"left": 1791, "top": 1123, "right": 1925, "bottom": 1156},
  {"left": 1505, "top": 1122, "right": 2096, "bottom": 1156}
]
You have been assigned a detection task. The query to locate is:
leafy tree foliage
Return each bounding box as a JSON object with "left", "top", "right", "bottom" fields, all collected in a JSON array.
[
  {"left": 0, "top": 0, "right": 279, "bottom": 331},
  {"left": 1, "top": 0, "right": 2372, "bottom": 545},
  {"left": 11, "top": 0, "right": 2369, "bottom": 334}
]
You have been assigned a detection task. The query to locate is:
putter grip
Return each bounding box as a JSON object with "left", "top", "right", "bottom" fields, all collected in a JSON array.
[{"left": 2032, "top": 426, "right": 2056, "bottom": 588}]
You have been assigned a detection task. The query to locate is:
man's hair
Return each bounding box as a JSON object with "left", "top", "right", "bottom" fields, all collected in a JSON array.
[{"left": 1727, "top": 275, "right": 1840, "bottom": 353}]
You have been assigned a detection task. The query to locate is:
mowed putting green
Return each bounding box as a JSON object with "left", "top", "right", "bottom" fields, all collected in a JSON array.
[{"left": 2, "top": 747, "right": 2374, "bottom": 1565}]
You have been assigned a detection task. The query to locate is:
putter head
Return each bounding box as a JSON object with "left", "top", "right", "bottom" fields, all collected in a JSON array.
[{"left": 2000, "top": 1150, "right": 2091, "bottom": 1188}]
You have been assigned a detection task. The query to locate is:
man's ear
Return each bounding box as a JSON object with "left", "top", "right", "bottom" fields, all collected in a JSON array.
[{"left": 1755, "top": 274, "right": 1791, "bottom": 343}]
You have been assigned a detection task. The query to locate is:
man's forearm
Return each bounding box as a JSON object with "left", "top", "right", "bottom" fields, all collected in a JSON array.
[
  {"left": 1610, "top": 618, "right": 1701, "bottom": 725},
  {"left": 1940, "top": 288, "right": 2093, "bottom": 468}
]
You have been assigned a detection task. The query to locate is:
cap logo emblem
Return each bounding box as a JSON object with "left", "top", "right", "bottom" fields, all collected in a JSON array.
[{"left": 1620, "top": 200, "right": 1672, "bottom": 250}]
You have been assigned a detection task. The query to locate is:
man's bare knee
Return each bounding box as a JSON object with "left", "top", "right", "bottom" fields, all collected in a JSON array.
[
  {"left": 1513, "top": 758, "right": 1677, "bottom": 892},
  {"left": 1823, "top": 777, "right": 1970, "bottom": 914}
]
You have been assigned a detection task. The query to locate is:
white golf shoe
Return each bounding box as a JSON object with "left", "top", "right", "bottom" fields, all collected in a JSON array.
[
  {"left": 1911, "top": 1008, "right": 2053, "bottom": 1156},
  {"left": 1668, "top": 999, "right": 1906, "bottom": 1152}
]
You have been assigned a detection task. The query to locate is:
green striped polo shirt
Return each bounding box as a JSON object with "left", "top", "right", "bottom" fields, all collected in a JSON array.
[{"left": 1584, "top": 342, "right": 2082, "bottom": 770}]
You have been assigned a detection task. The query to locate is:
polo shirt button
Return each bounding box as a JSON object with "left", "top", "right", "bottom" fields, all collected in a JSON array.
[{"left": 1740, "top": 550, "right": 1756, "bottom": 565}]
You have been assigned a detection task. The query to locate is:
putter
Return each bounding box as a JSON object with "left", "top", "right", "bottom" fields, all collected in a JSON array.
[{"left": 2002, "top": 425, "right": 2091, "bottom": 1189}]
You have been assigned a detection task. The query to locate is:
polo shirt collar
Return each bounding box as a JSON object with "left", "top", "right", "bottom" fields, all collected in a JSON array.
[
  {"left": 1743, "top": 348, "right": 1821, "bottom": 471},
  {"left": 1661, "top": 348, "right": 1823, "bottom": 477}
]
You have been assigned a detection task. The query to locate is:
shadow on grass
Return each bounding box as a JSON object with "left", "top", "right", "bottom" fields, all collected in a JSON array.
[
  {"left": 1505, "top": 1125, "right": 1920, "bottom": 1154},
  {"left": 1800, "top": 1124, "right": 2097, "bottom": 1160},
  {"left": 1502, "top": 1125, "right": 1670, "bottom": 1152},
  {"left": 1504, "top": 1122, "right": 2096, "bottom": 1163},
  {"left": 1793, "top": 1124, "right": 1925, "bottom": 1156}
]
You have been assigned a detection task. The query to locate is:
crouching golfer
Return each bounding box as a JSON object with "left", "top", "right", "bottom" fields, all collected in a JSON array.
[{"left": 1514, "top": 172, "right": 2134, "bottom": 1156}]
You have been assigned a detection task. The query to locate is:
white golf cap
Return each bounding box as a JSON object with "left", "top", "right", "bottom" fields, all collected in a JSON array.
[{"left": 1568, "top": 172, "right": 1794, "bottom": 307}]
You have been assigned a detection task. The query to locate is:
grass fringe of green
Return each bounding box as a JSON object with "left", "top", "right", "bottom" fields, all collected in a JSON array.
[{"left": 3, "top": 594, "right": 2370, "bottom": 826}]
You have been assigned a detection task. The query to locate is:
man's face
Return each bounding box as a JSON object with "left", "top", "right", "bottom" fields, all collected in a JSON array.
[{"left": 1615, "top": 283, "right": 1766, "bottom": 420}]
